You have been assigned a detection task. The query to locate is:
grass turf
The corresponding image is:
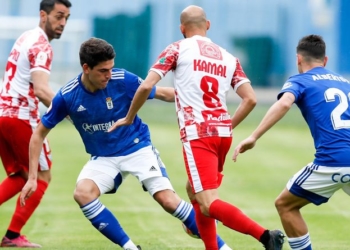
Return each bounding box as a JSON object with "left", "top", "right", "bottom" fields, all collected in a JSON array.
[{"left": 0, "top": 102, "right": 349, "bottom": 249}]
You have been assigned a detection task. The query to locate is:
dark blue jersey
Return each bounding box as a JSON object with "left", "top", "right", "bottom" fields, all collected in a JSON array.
[
  {"left": 278, "top": 66, "right": 350, "bottom": 166},
  {"left": 42, "top": 68, "right": 156, "bottom": 157}
]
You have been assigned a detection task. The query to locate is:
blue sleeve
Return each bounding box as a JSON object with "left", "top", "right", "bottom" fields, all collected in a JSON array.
[
  {"left": 124, "top": 70, "right": 156, "bottom": 100},
  {"left": 41, "top": 92, "right": 68, "bottom": 129},
  {"left": 277, "top": 76, "right": 303, "bottom": 103}
]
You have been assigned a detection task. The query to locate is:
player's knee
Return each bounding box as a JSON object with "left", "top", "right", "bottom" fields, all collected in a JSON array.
[
  {"left": 37, "top": 170, "right": 52, "bottom": 183},
  {"left": 73, "top": 187, "right": 93, "bottom": 206},
  {"left": 73, "top": 179, "right": 100, "bottom": 206},
  {"left": 185, "top": 181, "right": 195, "bottom": 201},
  {"left": 199, "top": 203, "right": 210, "bottom": 216},
  {"left": 154, "top": 190, "right": 180, "bottom": 213},
  {"left": 274, "top": 195, "right": 288, "bottom": 215}
]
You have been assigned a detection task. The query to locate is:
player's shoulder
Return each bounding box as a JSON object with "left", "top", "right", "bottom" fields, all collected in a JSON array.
[
  {"left": 110, "top": 68, "right": 141, "bottom": 83},
  {"left": 109, "top": 68, "right": 127, "bottom": 85},
  {"left": 22, "top": 27, "right": 49, "bottom": 44},
  {"left": 163, "top": 39, "right": 183, "bottom": 51},
  {"left": 60, "top": 75, "right": 80, "bottom": 96},
  {"left": 280, "top": 73, "right": 304, "bottom": 92},
  {"left": 111, "top": 68, "right": 126, "bottom": 79}
]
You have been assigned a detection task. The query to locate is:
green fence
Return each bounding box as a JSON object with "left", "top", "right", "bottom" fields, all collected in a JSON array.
[{"left": 93, "top": 5, "right": 152, "bottom": 77}]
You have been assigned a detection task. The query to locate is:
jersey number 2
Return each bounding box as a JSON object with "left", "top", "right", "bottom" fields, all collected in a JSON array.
[
  {"left": 4, "top": 62, "right": 17, "bottom": 85},
  {"left": 325, "top": 87, "right": 350, "bottom": 129}
]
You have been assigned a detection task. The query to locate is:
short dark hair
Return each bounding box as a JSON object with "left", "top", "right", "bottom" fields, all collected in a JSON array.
[
  {"left": 296, "top": 34, "right": 326, "bottom": 62},
  {"left": 79, "top": 38, "right": 116, "bottom": 69},
  {"left": 40, "top": 0, "right": 72, "bottom": 13}
]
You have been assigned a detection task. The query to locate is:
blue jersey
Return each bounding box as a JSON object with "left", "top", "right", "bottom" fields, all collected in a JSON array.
[
  {"left": 278, "top": 67, "right": 350, "bottom": 166},
  {"left": 42, "top": 68, "right": 156, "bottom": 157}
]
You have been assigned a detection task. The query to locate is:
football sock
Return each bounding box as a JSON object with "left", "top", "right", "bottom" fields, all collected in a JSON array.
[
  {"left": 209, "top": 199, "right": 265, "bottom": 240},
  {"left": 0, "top": 175, "right": 26, "bottom": 205},
  {"left": 219, "top": 244, "right": 233, "bottom": 250},
  {"left": 122, "top": 240, "right": 139, "bottom": 250},
  {"left": 4, "top": 230, "right": 20, "bottom": 240},
  {"left": 259, "top": 230, "right": 271, "bottom": 246},
  {"left": 172, "top": 200, "right": 230, "bottom": 249},
  {"left": 193, "top": 201, "right": 219, "bottom": 250},
  {"left": 288, "top": 233, "right": 312, "bottom": 250},
  {"left": 81, "top": 199, "right": 134, "bottom": 248},
  {"left": 8, "top": 179, "right": 48, "bottom": 233},
  {"left": 172, "top": 200, "right": 199, "bottom": 235}
]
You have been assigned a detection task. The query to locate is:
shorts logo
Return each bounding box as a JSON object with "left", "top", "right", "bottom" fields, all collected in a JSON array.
[
  {"left": 149, "top": 166, "right": 157, "bottom": 171},
  {"left": 332, "top": 173, "right": 350, "bottom": 183}
]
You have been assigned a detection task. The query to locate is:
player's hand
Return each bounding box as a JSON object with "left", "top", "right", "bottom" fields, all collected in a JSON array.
[
  {"left": 107, "top": 117, "right": 133, "bottom": 132},
  {"left": 232, "top": 136, "right": 257, "bottom": 162},
  {"left": 20, "top": 180, "right": 38, "bottom": 207}
]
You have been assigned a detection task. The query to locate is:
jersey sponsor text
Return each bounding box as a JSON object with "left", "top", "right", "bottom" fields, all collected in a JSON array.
[{"left": 82, "top": 120, "right": 115, "bottom": 134}]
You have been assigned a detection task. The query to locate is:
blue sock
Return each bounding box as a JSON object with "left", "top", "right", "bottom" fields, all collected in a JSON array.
[
  {"left": 288, "top": 233, "right": 312, "bottom": 250},
  {"left": 81, "top": 199, "right": 130, "bottom": 247},
  {"left": 172, "top": 200, "right": 226, "bottom": 249}
]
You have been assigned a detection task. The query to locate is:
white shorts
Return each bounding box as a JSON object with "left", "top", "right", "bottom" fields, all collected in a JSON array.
[
  {"left": 287, "top": 162, "right": 350, "bottom": 205},
  {"left": 76, "top": 145, "right": 174, "bottom": 196}
]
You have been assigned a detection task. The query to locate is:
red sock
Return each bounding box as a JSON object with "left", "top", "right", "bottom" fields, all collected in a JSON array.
[
  {"left": 192, "top": 200, "right": 218, "bottom": 250},
  {"left": 8, "top": 179, "right": 49, "bottom": 233},
  {"left": 209, "top": 199, "right": 265, "bottom": 240},
  {"left": 0, "top": 175, "right": 26, "bottom": 205}
]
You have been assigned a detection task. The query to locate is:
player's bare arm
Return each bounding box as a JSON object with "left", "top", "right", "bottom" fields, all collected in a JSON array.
[
  {"left": 32, "top": 71, "right": 55, "bottom": 107},
  {"left": 154, "top": 86, "right": 175, "bottom": 102},
  {"left": 108, "top": 71, "right": 161, "bottom": 132},
  {"left": 233, "top": 92, "right": 295, "bottom": 161},
  {"left": 20, "top": 123, "right": 51, "bottom": 206},
  {"left": 231, "top": 82, "right": 257, "bottom": 129}
]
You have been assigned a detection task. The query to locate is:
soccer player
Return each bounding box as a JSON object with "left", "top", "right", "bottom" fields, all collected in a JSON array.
[
  {"left": 20, "top": 38, "right": 232, "bottom": 250},
  {"left": 0, "top": 0, "right": 71, "bottom": 248},
  {"left": 108, "top": 5, "right": 285, "bottom": 250},
  {"left": 233, "top": 34, "right": 350, "bottom": 250}
]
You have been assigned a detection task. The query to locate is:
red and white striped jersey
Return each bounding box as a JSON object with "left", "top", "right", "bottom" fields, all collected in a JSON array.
[
  {"left": 0, "top": 27, "right": 53, "bottom": 128},
  {"left": 150, "top": 35, "right": 250, "bottom": 142}
]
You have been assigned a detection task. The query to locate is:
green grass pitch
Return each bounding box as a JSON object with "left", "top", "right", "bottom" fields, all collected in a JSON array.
[{"left": 0, "top": 102, "right": 349, "bottom": 249}]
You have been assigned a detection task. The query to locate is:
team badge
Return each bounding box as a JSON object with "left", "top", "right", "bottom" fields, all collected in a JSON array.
[
  {"left": 159, "top": 57, "right": 166, "bottom": 64},
  {"left": 106, "top": 97, "right": 113, "bottom": 109}
]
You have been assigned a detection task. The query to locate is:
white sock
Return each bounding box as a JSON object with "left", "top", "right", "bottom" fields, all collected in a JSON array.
[
  {"left": 288, "top": 233, "right": 311, "bottom": 250},
  {"left": 123, "top": 239, "right": 138, "bottom": 250},
  {"left": 220, "top": 243, "right": 233, "bottom": 250}
]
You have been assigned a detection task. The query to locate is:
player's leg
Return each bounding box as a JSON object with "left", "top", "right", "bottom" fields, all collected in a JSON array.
[
  {"left": 74, "top": 157, "right": 140, "bottom": 250},
  {"left": 185, "top": 137, "right": 284, "bottom": 250},
  {"left": 144, "top": 179, "right": 231, "bottom": 250},
  {"left": 0, "top": 117, "right": 26, "bottom": 205},
  {"left": 0, "top": 145, "right": 25, "bottom": 206},
  {"left": 125, "top": 145, "right": 231, "bottom": 250},
  {"left": 276, "top": 164, "right": 344, "bottom": 250},
  {"left": 275, "top": 188, "right": 311, "bottom": 250},
  {"left": 0, "top": 118, "right": 47, "bottom": 248}
]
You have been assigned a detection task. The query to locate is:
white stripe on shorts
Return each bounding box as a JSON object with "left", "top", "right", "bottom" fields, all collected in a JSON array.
[{"left": 183, "top": 141, "right": 203, "bottom": 193}]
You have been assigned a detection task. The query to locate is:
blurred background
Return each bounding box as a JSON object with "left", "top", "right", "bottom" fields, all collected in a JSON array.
[{"left": 0, "top": 0, "right": 348, "bottom": 100}]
